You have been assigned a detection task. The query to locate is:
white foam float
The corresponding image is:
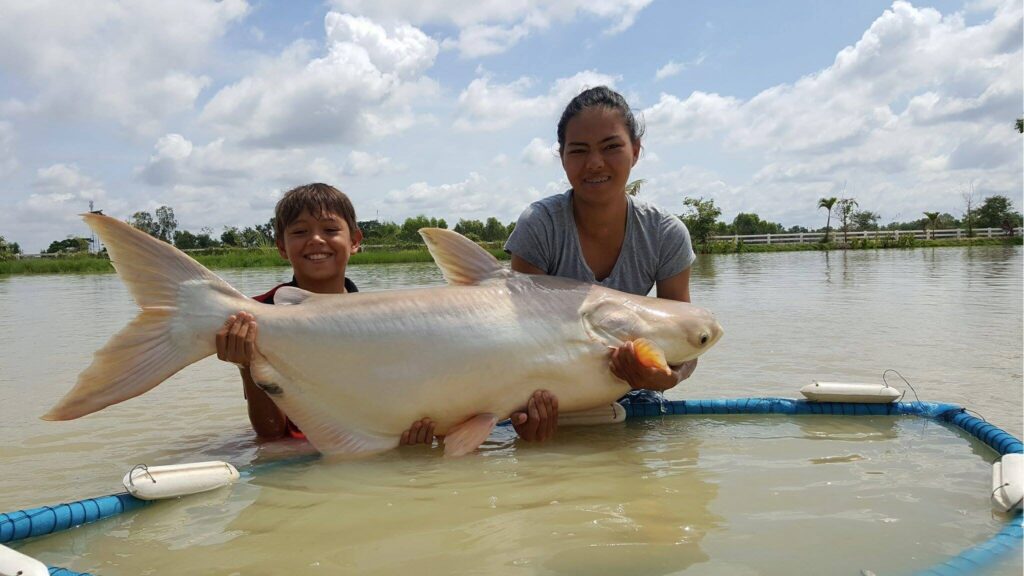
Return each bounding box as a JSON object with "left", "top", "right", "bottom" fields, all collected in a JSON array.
[
  {"left": 0, "top": 543, "right": 49, "bottom": 576},
  {"left": 800, "top": 381, "right": 901, "bottom": 404},
  {"left": 123, "top": 461, "right": 240, "bottom": 501},
  {"left": 991, "top": 453, "right": 1023, "bottom": 512}
]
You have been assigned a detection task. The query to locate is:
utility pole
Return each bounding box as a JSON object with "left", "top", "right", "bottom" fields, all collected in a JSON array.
[{"left": 88, "top": 200, "right": 104, "bottom": 253}]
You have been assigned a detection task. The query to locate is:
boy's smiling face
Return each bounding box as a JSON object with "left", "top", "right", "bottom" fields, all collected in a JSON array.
[{"left": 277, "top": 209, "right": 362, "bottom": 293}]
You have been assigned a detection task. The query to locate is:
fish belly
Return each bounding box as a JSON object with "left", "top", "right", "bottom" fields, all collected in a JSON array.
[{"left": 253, "top": 281, "right": 628, "bottom": 449}]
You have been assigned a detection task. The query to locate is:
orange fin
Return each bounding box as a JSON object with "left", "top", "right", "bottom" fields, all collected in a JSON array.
[
  {"left": 443, "top": 413, "right": 499, "bottom": 457},
  {"left": 633, "top": 338, "right": 672, "bottom": 375}
]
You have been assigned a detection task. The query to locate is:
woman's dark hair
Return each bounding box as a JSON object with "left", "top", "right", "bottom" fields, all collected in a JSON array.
[{"left": 556, "top": 86, "right": 644, "bottom": 155}]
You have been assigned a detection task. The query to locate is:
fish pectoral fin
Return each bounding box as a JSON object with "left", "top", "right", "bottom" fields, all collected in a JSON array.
[
  {"left": 249, "top": 353, "right": 282, "bottom": 392},
  {"left": 632, "top": 338, "right": 672, "bottom": 375},
  {"left": 442, "top": 413, "right": 499, "bottom": 457},
  {"left": 418, "top": 228, "right": 508, "bottom": 285}
]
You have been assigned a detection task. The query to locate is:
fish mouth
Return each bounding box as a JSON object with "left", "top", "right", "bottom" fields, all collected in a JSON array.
[{"left": 667, "top": 361, "right": 695, "bottom": 372}]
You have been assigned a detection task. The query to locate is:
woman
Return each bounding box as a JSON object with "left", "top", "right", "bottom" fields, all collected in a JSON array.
[{"left": 505, "top": 86, "right": 699, "bottom": 442}]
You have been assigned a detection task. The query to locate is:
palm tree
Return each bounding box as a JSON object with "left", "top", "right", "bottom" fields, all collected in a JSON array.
[
  {"left": 818, "top": 197, "right": 837, "bottom": 243},
  {"left": 923, "top": 211, "right": 940, "bottom": 240},
  {"left": 625, "top": 179, "right": 647, "bottom": 196}
]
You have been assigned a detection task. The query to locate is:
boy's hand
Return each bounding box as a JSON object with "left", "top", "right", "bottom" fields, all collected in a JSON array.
[
  {"left": 609, "top": 341, "right": 697, "bottom": 392},
  {"left": 216, "top": 312, "right": 258, "bottom": 368},
  {"left": 511, "top": 390, "right": 558, "bottom": 442},
  {"left": 400, "top": 417, "right": 438, "bottom": 446}
]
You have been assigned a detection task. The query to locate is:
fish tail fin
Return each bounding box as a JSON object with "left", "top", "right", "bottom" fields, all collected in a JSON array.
[{"left": 42, "top": 213, "right": 247, "bottom": 421}]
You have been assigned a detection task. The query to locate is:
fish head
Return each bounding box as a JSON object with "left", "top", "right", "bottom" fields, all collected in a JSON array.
[{"left": 581, "top": 293, "right": 723, "bottom": 368}]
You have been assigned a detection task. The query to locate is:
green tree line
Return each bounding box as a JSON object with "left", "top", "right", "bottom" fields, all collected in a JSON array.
[
  {"left": 0, "top": 235, "right": 22, "bottom": 261},
  {"left": 680, "top": 194, "right": 1021, "bottom": 247},
  {"left": 19, "top": 192, "right": 1022, "bottom": 255}
]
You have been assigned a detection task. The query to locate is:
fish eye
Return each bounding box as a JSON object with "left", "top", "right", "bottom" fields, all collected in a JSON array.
[{"left": 699, "top": 333, "right": 709, "bottom": 345}]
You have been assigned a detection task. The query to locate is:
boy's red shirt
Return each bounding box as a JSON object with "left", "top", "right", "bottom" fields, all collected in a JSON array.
[{"left": 250, "top": 276, "right": 358, "bottom": 439}]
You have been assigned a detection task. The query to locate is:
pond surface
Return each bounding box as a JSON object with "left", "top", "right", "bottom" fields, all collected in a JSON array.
[{"left": 1, "top": 245, "right": 1020, "bottom": 575}]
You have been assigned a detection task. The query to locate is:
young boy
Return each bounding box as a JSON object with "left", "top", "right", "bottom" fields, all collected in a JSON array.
[{"left": 215, "top": 183, "right": 436, "bottom": 445}]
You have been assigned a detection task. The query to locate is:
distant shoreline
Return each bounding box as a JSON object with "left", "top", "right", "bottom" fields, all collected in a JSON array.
[{"left": 1, "top": 238, "right": 1019, "bottom": 276}]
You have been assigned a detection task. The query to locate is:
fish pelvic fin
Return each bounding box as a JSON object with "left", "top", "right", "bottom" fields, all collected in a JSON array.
[
  {"left": 443, "top": 413, "right": 499, "bottom": 457},
  {"left": 418, "top": 228, "right": 509, "bottom": 286},
  {"left": 42, "top": 213, "right": 247, "bottom": 421},
  {"left": 632, "top": 338, "right": 672, "bottom": 376}
]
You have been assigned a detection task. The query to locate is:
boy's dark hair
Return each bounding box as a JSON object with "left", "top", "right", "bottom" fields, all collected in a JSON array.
[
  {"left": 556, "top": 86, "right": 645, "bottom": 155},
  {"left": 274, "top": 183, "right": 359, "bottom": 240}
]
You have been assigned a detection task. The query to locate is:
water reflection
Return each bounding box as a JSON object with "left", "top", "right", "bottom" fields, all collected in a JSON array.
[{"left": 690, "top": 253, "right": 717, "bottom": 284}]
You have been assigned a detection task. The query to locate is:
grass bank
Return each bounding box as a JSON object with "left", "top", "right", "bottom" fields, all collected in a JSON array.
[
  {"left": 1, "top": 238, "right": 1017, "bottom": 275},
  {"left": 0, "top": 247, "right": 511, "bottom": 275}
]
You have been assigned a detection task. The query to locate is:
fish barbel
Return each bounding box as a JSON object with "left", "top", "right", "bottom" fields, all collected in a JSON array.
[{"left": 44, "top": 213, "right": 723, "bottom": 457}]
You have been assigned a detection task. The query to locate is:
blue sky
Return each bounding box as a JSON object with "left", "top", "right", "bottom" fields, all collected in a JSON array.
[{"left": 0, "top": 0, "right": 1020, "bottom": 251}]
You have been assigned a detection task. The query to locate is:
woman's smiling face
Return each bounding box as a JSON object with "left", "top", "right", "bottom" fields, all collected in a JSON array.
[{"left": 560, "top": 106, "right": 640, "bottom": 204}]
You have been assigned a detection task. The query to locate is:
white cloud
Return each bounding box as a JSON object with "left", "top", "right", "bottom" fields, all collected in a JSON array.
[
  {"left": 646, "top": 2, "right": 1021, "bottom": 151},
  {"left": 643, "top": 91, "right": 740, "bottom": 142},
  {"left": 654, "top": 61, "right": 685, "bottom": 81},
  {"left": 521, "top": 138, "right": 558, "bottom": 166},
  {"left": 200, "top": 13, "right": 440, "bottom": 147},
  {"left": 343, "top": 150, "right": 394, "bottom": 176},
  {"left": 136, "top": 134, "right": 348, "bottom": 190},
  {"left": 654, "top": 53, "right": 706, "bottom": 81},
  {"left": 331, "top": 0, "right": 653, "bottom": 57},
  {"left": 453, "top": 24, "right": 531, "bottom": 58},
  {"left": 0, "top": 164, "right": 115, "bottom": 251},
  {"left": 455, "top": 70, "right": 618, "bottom": 131},
  {"left": 0, "top": 0, "right": 248, "bottom": 135},
  {"left": 0, "top": 122, "right": 17, "bottom": 176},
  {"left": 381, "top": 172, "right": 541, "bottom": 223},
  {"left": 34, "top": 164, "right": 105, "bottom": 199},
  {"left": 641, "top": 165, "right": 742, "bottom": 215},
  {"left": 639, "top": 0, "right": 1022, "bottom": 223}
]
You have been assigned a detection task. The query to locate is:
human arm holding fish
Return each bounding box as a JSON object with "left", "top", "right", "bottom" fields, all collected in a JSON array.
[
  {"left": 217, "top": 312, "right": 289, "bottom": 438},
  {"left": 609, "top": 262, "right": 699, "bottom": 392}
]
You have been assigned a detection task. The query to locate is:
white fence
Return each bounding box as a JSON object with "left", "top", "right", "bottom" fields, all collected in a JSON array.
[
  {"left": 710, "top": 227, "right": 1022, "bottom": 245},
  {"left": 15, "top": 227, "right": 1022, "bottom": 258}
]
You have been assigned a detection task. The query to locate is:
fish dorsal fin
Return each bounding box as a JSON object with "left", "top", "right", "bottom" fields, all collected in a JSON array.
[
  {"left": 419, "top": 228, "right": 509, "bottom": 286},
  {"left": 275, "top": 286, "right": 315, "bottom": 306}
]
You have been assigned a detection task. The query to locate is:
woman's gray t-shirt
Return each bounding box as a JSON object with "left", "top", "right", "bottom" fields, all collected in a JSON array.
[{"left": 504, "top": 191, "right": 696, "bottom": 296}]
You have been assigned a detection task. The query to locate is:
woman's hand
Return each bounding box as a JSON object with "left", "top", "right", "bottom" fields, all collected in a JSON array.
[
  {"left": 216, "top": 312, "right": 258, "bottom": 368},
  {"left": 511, "top": 390, "right": 559, "bottom": 442},
  {"left": 610, "top": 341, "right": 698, "bottom": 392},
  {"left": 400, "top": 417, "right": 438, "bottom": 446}
]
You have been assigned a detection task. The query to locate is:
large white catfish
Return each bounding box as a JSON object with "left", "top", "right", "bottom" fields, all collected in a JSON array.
[{"left": 44, "top": 213, "right": 723, "bottom": 458}]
